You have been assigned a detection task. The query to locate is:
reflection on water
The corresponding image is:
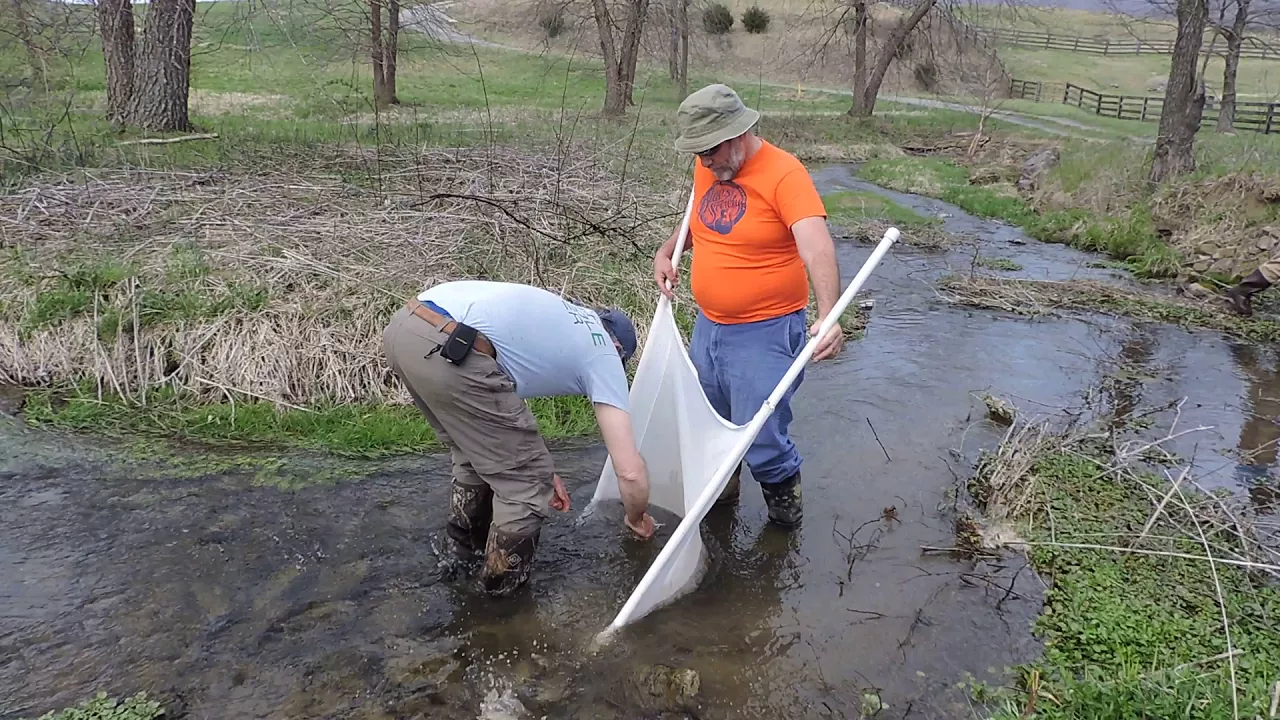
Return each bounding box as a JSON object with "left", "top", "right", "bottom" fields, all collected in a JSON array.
[{"left": 3, "top": 168, "right": 1280, "bottom": 718}]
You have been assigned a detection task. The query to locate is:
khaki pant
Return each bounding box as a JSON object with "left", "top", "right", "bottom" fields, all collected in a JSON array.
[
  {"left": 1259, "top": 253, "right": 1280, "bottom": 284},
  {"left": 382, "top": 304, "right": 554, "bottom": 535}
]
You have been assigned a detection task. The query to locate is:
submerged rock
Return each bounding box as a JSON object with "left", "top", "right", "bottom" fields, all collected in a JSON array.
[
  {"left": 981, "top": 394, "right": 1017, "bottom": 426},
  {"left": 479, "top": 685, "right": 528, "bottom": 720},
  {"left": 624, "top": 663, "right": 701, "bottom": 713}
]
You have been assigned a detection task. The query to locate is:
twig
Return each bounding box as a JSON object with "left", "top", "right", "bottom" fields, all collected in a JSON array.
[
  {"left": 118, "top": 133, "right": 219, "bottom": 146},
  {"left": 867, "top": 416, "right": 891, "bottom": 462},
  {"left": 1136, "top": 467, "right": 1188, "bottom": 543},
  {"left": 1269, "top": 679, "right": 1278, "bottom": 718},
  {"left": 193, "top": 377, "right": 314, "bottom": 413},
  {"left": 1174, "top": 480, "right": 1240, "bottom": 720},
  {"left": 1022, "top": 541, "right": 1280, "bottom": 574}
]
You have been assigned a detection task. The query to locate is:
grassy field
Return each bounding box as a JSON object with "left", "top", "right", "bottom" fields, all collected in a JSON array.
[{"left": 997, "top": 46, "right": 1280, "bottom": 101}]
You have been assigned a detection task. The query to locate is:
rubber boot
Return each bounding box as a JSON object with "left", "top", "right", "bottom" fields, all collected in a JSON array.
[
  {"left": 715, "top": 463, "right": 742, "bottom": 506},
  {"left": 760, "top": 471, "right": 803, "bottom": 527},
  {"left": 446, "top": 481, "right": 493, "bottom": 554},
  {"left": 481, "top": 526, "right": 541, "bottom": 597},
  {"left": 1225, "top": 269, "right": 1271, "bottom": 317}
]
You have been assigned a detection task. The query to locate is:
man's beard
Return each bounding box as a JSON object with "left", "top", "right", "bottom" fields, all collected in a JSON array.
[{"left": 713, "top": 142, "right": 747, "bottom": 181}]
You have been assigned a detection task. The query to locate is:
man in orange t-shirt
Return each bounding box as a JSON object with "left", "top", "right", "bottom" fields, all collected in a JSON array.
[{"left": 653, "top": 83, "right": 843, "bottom": 527}]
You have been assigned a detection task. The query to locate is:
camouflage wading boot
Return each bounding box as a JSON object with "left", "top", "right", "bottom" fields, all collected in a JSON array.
[
  {"left": 760, "top": 472, "right": 802, "bottom": 527},
  {"left": 1225, "top": 269, "right": 1271, "bottom": 317},
  {"left": 714, "top": 463, "right": 743, "bottom": 506},
  {"left": 446, "top": 481, "right": 494, "bottom": 554},
  {"left": 482, "top": 526, "right": 541, "bottom": 597}
]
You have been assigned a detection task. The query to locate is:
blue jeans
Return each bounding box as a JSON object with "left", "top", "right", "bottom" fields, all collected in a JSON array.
[{"left": 689, "top": 308, "right": 806, "bottom": 485}]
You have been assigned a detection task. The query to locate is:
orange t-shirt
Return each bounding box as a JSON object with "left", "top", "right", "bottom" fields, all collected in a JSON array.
[{"left": 688, "top": 140, "right": 827, "bottom": 325}]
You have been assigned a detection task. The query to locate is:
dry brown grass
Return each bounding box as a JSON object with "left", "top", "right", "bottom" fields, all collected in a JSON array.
[
  {"left": 933, "top": 273, "right": 1280, "bottom": 342},
  {"left": 0, "top": 144, "right": 679, "bottom": 407}
]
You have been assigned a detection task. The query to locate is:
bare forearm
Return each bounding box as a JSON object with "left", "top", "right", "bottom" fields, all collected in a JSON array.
[
  {"left": 795, "top": 217, "right": 841, "bottom": 318},
  {"left": 656, "top": 225, "right": 680, "bottom": 260},
  {"left": 616, "top": 460, "right": 650, "bottom": 522},
  {"left": 806, "top": 244, "right": 840, "bottom": 318}
]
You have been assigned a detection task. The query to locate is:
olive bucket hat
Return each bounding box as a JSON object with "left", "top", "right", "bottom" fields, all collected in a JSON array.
[{"left": 674, "top": 83, "right": 761, "bottom": 154}]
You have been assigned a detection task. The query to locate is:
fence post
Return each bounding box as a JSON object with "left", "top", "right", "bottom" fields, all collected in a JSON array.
[
  {"left": 1266, "top": 104, "right": 1276, "bottom": 135},
  {"left": 1141, "top": 96, "right": 1149, "bottom": 121},
  {"left": 1036, "top": 82, "right": 1043, "bottom": 102},
  {"left": 1062, "top": 84, "right": 1069, "bottom": 104},
  {"left": 1096, "top": 93, "right": 1103, "bottom": 115}
]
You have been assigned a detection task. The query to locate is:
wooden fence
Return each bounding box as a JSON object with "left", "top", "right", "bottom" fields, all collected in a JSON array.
[
  {"left": 979, "top": 26, "right": 1280, "bottom": 60},
  {"left": 1009, "top": 79, "right": 1280, "bottom": 134}
]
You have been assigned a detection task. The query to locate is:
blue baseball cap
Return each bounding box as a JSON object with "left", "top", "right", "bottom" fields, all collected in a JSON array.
[{"left": 596, "top": 307, "right": 638, "bottom": 364}]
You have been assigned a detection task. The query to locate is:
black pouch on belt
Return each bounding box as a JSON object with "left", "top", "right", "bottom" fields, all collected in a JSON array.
[{"left": 440, "top": 322, "right": 479, "bottom": 365}]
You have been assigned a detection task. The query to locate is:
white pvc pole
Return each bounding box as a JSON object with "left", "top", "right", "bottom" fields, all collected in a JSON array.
[{"left": 596, "top": 225, "right": 901, "bottom": 642}]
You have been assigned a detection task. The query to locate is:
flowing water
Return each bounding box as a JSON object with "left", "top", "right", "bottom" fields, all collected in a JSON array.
[{"left": 3, "top": 166, "right": 1278, "bottom": 720}]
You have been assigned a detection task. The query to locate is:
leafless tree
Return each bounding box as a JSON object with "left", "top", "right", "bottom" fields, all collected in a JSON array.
[
  {"left": 667, "top": 0, "right": 688, "bottom": 98},
  {"left": 1212, "top": 0, "right": 1251, "bottom": 131},
  {"left": 125, "top": 0, "right": 197, "bottom": 131},
  {"left": 1149, "top": 0, "right": 1209, "bottom": 184},
  {"left": 370, "top": 0, "right": 402, "bottom": 106},
  {"left": 591, "top": 0, "right": 651, "bottom": 116},
  {"left": 848, "top": 0, "right": 940, "bottom": 117},
  {"left": 97, "top": 0, "right": 135, "bottom": 124}
]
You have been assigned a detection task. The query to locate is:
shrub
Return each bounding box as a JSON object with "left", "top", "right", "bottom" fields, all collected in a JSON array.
[
  {"left": 742, "top": 5, "right": 770, "bottom": 33},
  {"left": 702, "top": 2, "right": 734, "bottom": 34},
  {"left": 538, "top": 6, "right": 565, "bottom": 38}
]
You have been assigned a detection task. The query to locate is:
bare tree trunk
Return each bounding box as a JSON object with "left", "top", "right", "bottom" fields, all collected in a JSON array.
[
  {"left": 369, "top": 0, "right": 392, "bottom": 108},
  {"left": 1216, "top": 0, "right": 1250, "bottom": 133},
  {"left": 1149, "top": 0, "right": 1209, "bottom": 185},
  {"left": 617, "top": 0, "right": 649, "bottom": 107},
  {"left": 668, "top": 0, "right": 678, "bottom": 80},
  {"left": 851, "top": 0, "right": 936, "bottom": 117},
  {"left": 9, "top": 0, "right": 43, "bottom": 86},
  {"left": 97, "top": 0, "right": 135, "bottom": 124},
  {"left": 849, "top": 0, "right": 868, "bottom": 116},
  {"left": 126, "top": 0, "right": 194, "bottom": 132},
  {"left": 384, "top": 0, "right": 400, "bottom": 104},
  {"left": 678, "top": 0, "right": 688, "bottom": 98},
  {"left": 592, "top": 0, "right": 650, "bottom": 117},
  {"left": 591, "top": 0, "right": 624, "bottom": 116}
]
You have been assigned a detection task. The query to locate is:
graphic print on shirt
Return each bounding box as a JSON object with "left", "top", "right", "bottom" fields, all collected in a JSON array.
[
  {"left": 698, "top": 181, "right": 748, "bottom": 235},
  {"left": 562, "top": 300, "right": 609, "bottom": 349}
]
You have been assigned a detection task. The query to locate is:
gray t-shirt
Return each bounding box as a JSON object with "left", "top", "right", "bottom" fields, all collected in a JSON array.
[{"left": 416, "top": 280, "right": 631, "bottom": 411}]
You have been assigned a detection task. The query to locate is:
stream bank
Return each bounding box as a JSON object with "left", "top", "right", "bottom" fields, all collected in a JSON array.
[{"left": 5, "top": 170, "right": 1280, "bottom": 720}]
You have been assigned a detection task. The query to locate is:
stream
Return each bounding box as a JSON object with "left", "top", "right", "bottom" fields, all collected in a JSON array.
[{"left": 2, "top": 166, "right": 1277, "bottom": 719}]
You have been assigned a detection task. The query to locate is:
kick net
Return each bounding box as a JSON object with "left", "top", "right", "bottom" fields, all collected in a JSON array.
[{"left": 587, "top": 188, "right": 899, "bottom": 642}]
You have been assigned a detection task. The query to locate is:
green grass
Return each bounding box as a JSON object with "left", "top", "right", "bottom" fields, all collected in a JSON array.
[
  {"left": 823, "top": 190, "right": 940, "bottom": 229},
  {"left": 23, "top": 692, "right": 164, "bottom": 720},
  {"left": 857, "top": 157, "right": 1182, "bottom": 278},
  {"left": 22, "top": 384, "right": 598, "bottom": 458},
  {"left": 973, "top": 449, "right": 1280, "bottom": 719}
]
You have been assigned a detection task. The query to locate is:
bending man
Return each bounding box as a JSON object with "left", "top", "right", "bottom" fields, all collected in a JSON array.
[
  {"left": 383, "top": 280, "right": 655, "bottom": 597},
  {"left": 653, "top": 83, "right": 843, "bottom": 527}
]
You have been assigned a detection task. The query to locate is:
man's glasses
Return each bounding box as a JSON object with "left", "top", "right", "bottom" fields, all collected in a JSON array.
[{"left": 696, "top": 141, "right": 725, "bottom": 159}]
